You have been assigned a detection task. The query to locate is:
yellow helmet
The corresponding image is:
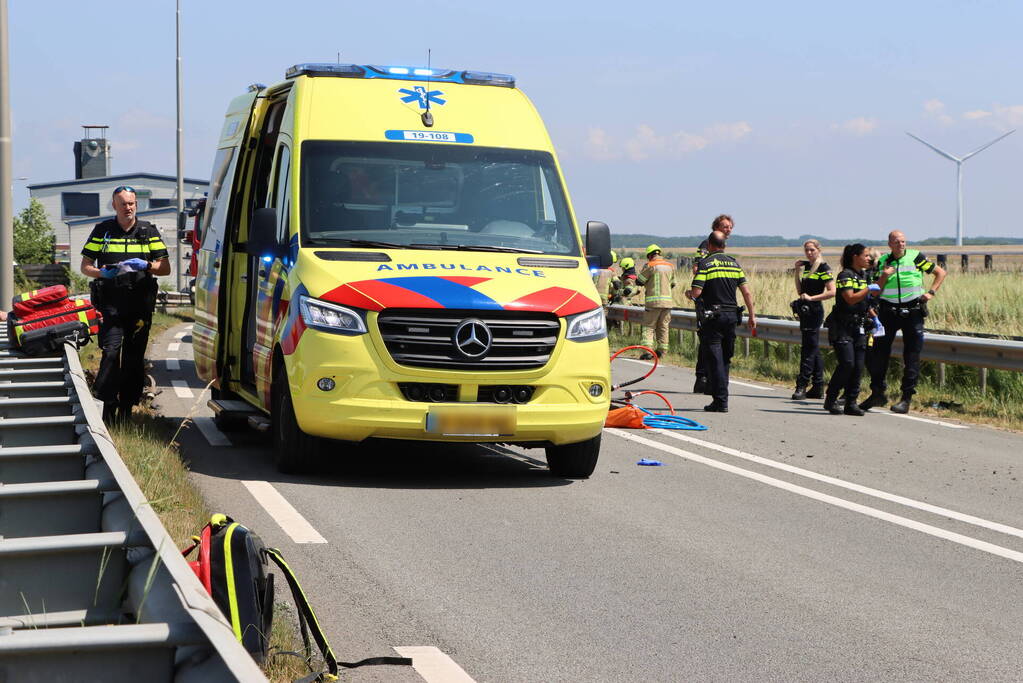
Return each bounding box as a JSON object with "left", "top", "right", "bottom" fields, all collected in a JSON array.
[
  {"left": 610, "top": 250, "right": 619, "bottom": 264},
  {"left": 620, "top": 257, "right": 635, "bottom": 270},
  {"left": 646, "top": 244, "right": 662, "bottom": 258}
]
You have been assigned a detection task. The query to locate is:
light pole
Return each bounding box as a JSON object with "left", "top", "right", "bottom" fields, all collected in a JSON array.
[
  {"left": 907, "top": 130, "right": 1015, "bottom": 246},
  {"left": 0, "top": 0, "right": 13, "bottom": 304},
  {"left": 175, "top": 0, "right": 184, "bottom": 292}
]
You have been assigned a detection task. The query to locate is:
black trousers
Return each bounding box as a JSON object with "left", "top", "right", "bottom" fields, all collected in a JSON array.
[
  {"left": 796, "top": 304, "right": 825, "bottom": 387},
  {"left": 694, "top": 302, "right": 707, "bottom": 381},
  {"left": 93, "top": 302, "right": 153, "bottom": 407},
  {"left": 698, "top": 312, "right": 738, "bottom": 406},
  {"left": 868, "top": 305, "right": 925, "bottom": 398},
  {"left": 826, "top": 328, "right": 866, "bottom": 403}
]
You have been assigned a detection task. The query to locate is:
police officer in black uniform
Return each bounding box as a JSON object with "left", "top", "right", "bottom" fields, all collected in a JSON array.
[
  {"left": 692, "top": 214, "right": 734, "bottom": 395},
  {"left": 686, "top": 230, "right": 756, "bottom": 412},
  {"left": 823, "top": 243, "right": 877, "bottom": 416},
  {"left": 80, "top": 186, "right": 171, "bottom": 422}
]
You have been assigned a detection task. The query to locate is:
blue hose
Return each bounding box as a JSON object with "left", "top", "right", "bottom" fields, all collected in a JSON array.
[{"left": 637, "top": 406, "right": 708, "bottom": 431}]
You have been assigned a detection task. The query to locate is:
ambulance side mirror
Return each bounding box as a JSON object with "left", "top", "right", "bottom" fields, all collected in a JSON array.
[
  {"left": 247, "top": 208, "right": 284, "bottom": 258},
  {"left": 585, "top": 221, "right": 613, "bottom": 269}
]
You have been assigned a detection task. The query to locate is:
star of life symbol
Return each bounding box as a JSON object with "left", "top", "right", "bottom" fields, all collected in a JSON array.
[{"left": 398, "top": 86, "right": 446, "bottom": 110}]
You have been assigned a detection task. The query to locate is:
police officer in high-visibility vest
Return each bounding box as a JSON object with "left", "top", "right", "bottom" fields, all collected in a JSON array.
[
  {"left": 860, "top": 230, "right": 946, "bottom": 414},
  {"left": 687, "top": 230, "right": 757, "bottom": 412},
  {"left": 80, "top": 186, "right": 171, "bottom": 422},
  {"left": 636, "top": 244, "right": 676, "bottom": 359},
  {"left": 693, "top": 214, "right": 734, "bottom": 394}
]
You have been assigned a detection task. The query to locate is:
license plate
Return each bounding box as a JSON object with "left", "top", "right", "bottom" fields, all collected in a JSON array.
[{"left": 426, "top": 406, "right": 516, "bottom": 436}]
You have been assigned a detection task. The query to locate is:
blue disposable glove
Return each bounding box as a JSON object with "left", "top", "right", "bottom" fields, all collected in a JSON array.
[
  {"left": 120, "top": 258, "right": 150, "bottom": 272},
  {"left": 100, "top": 265, "right": 117, "bottom": 279},
  {"left": 867, "top": 283, "right": 881, "bottom": 293}
]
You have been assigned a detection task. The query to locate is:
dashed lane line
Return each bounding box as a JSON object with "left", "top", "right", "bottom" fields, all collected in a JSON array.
[
  {"left": 241, "top": 481, "right": 328, "bottom": 544},
  {"left": 171, "top": 380, "right": 193, "bottom": 398},
  {"left": 393, "top": 646, "right": 476, "bottom": 683},
  {"left": 874, "top": 409, "right": 968, "bottom": 430},
  {"left": 647, "top": 428, "right": 1021, "bottom": 540},
  {"left": 193, "top": 417, "right": 232, "bottom": 446},
  {"left": 173, "top": 329, "right": 188, "bottom": 339},
  {"left": 166, "top": 358, "right": 180, "bottom": 371},
  {"left": 616, "top": 358, "right": 775, "bottom": 390},
  {"left": 608, "top": 429, "right": 1023, "bottom": 566},
  {"left": 167, "top": 342, "right": 181, "bottom": 352}
]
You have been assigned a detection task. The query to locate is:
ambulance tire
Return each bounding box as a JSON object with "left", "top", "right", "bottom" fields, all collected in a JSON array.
[
  {"left": 545, "top": 434, "right": 601, "bottom": 479},
  {"left": 271, "top": 365, "right": 321, "bottom": 473}
]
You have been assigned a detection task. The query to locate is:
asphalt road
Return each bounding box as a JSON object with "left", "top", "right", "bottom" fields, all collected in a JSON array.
[{"left": 151, "top": 323, "right": 1023, "bottom": 682}]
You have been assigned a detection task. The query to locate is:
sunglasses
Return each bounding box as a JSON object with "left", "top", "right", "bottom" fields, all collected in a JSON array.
[{"left": 112, "top": 185, "right": 136, "bottom": 197}]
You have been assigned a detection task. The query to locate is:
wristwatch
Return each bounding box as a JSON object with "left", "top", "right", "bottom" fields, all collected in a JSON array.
[{"left": 927, "top": 289, "right": 936, "bottom": 296}]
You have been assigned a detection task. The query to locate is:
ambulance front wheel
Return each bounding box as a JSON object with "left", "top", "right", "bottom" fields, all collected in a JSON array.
[
  {"left": 271, "top": 364, "right": 321, "bottom": 473},
  {"left": 545, "top": 434, "right": 601, "bottom": 479}
]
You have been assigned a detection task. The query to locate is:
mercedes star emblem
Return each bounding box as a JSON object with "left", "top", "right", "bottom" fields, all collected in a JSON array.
[{"left": 453, "top": 319, "right": 493, "bottom": 359}]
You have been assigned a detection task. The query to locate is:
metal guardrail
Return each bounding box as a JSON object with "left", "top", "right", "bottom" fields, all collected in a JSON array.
[
  {"left": 157, "top": 290, "right": 193, "bottom": 311},
  {"left": 608, "top": 305, "right": 1023, "bottom": 372},
  {"left": 0, "top": 332, "right": 266, "bottom": 681}
]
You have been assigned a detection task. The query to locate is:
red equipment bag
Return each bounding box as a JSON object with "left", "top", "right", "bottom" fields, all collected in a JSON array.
[
  {"left": 7, "top": 292, "right": 101, "bottom": 356},
  {"left": 12, "top": 285, "right": 71, "bottom": 318}
]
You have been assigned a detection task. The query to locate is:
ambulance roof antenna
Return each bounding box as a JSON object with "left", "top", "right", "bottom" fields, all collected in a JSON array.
[
  {"left": 906, "top": 129, "right": 1014, "bottom": 246},
  {"left": 421, "top": 49, "right": 434, "bottom": 127}
]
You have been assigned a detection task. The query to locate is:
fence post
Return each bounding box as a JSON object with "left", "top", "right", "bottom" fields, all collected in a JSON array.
[
  {"left": 961, "top": 254, "right": 969, "bottom": 271},
  {"left": 937, "top": 362, "right": 945, "bottom": 388},
  {"left": 980, "top": 367, "right": 988, "bottom": 396},
  {"left": 743, "top": 336, "right": 750, "bottom": 358},
  {"left": 985, "top": 254, "right": 993, "bottom": 270}
]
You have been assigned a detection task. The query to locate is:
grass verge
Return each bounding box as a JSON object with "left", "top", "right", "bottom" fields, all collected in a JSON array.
[{"left": 88, "top": 308, "right": 309, "bottom": 681}]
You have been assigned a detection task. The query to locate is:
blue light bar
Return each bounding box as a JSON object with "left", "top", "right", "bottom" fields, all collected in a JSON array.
[{"left": 284, "top": 63, "right": 516, "bottom": 88}]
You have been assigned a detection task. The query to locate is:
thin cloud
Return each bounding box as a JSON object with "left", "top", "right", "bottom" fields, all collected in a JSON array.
[
  {"left": 923, "top": 99, "right": 954, "bottom": 125},
  {"left": 832, "top": 116, "right": 879, "bottom": 136},
  {"left": 586, "top": 121, "right": 752, "bottom": 162}
]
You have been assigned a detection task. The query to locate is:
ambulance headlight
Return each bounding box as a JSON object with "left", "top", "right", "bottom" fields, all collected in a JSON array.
[
  {"left": 298, "top": 296, "right": 367, "bottom": 335},
  {"left": 565, "top": 307, "right": 606, "bottom": 343}
]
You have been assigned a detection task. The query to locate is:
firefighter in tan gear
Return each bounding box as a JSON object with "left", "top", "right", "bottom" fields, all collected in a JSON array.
[
  {"left": 636, "top": 244, "right": 676, "bottom": 359},
  {"left": 593, "top": 251, "right": 623, "bottom": 330},
  {"left": 618, "top": 257, "right": 640, "bottom": 304}
]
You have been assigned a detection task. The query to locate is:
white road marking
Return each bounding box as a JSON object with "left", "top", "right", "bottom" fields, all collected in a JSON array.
[
  {"left": 193, "top": 416, "right": 232, "bottom": 446},
  {"left": 171, "top": 380, "right": 193, "bottom": 398},
  {"left": 393, "top": 646, "right": 476, "bottom": 683},
  {"left": 241, "top": 481, "right": 327, "bottom": 544},
  {"left": 174, "top": 329, "right": 188, "bottom": 339},
  {"left": 648, "top": 429, "right": 1023, "bottom": 540},
  {"left": 608, "top": 429, "right": 1023, "bottom": 565},
  {"left": 727, "top": 378, "right": 775, "bottom": 391},
  {"left": 168, "top": 342, "right": 181, "bottom": 352},
  {"left": 875, "top": 410, "right": 968, "bottom": 429},
  {"left": 616, "top": 358, "right": 775, "bottom": 390},
  {"left": 166, "top": 358, "right": 180, "bottom": 371}
]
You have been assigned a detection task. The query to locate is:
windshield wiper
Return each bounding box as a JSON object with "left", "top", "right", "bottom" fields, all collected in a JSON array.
[
  {"left": 409, "top": 243, "right": 544, "bottom": 254},
  {"left": 327, "top": 238, "right": 430, "bottom": 250}
]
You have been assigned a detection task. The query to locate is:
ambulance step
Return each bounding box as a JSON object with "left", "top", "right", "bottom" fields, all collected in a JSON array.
[
  {"left": 247, "top": 415, "right": 271, "bottom": 433},
  {"left": 207, "top": 399, "right": 260, "bottom": 432}
]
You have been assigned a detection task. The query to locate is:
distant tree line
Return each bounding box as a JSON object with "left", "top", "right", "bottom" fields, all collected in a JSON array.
[{"left": 611, "top": 233, "right": 1023, "bottom": 248}]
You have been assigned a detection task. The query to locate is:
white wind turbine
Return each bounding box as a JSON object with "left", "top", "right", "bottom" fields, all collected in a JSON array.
[{"left": 906, "top": 129, "right": 1015, "bottom": 246}]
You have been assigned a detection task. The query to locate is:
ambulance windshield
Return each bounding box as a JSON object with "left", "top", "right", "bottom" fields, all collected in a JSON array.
[{"left": 300, "top": 141, "right": 580, "bottom": 256}]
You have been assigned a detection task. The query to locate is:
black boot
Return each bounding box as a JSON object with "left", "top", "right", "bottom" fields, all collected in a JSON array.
[
  {"left": 824, "top": 395, "right": 842, "bottom": 415},
  {"left": 890, "top": 395, "right": 911, "bottom": 414},
  {"left": 806, "top": 383, "right": 824, "bottom": 399},
  {"left": 791, "top": 385, "right": 807, "bottom": 400},
  {"left": 858, "top": 390, "right": 887, "bottom": 412},
  {"left": 843, "top": 399, "right": 865, "bottom": 416}
]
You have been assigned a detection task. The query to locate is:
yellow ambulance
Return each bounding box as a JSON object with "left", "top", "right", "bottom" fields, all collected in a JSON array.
[{"left": 193, "top": 63, "right": 612, "bottom": 477}]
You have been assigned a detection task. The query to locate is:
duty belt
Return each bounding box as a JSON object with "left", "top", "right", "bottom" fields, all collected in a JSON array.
[{"left": 879, "top": 298, "right": 926, "bottom": 318}]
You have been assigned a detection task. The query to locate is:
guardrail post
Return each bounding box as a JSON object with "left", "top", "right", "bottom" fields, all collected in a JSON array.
[
  {"left": 937, "top": 362, "right": 945, "bottom": 388},
  {"left": 937, "top": 254, "right": 947, "bottom": 269},
  {"left": 961, "top": 254, "right": 969, "bottom": 271},
  {"left": 763, "top": 339, "right": 770, "bottom": 356},
  {"left": 743, "top": 336, "right": 749, "bottom": 358},
  {"left": 985, "top": 254, "right": 993, "bottom": 270},
  {"left": 980, "top": 367, "right": 988, "bottom": 395}
]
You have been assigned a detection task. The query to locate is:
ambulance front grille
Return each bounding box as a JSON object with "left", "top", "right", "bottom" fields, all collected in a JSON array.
[{"left": 377, "top": 309, "right": 560, "bottom": 371}]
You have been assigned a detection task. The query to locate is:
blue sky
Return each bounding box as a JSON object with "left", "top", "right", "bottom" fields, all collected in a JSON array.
[{"left": 10, "top": 0, "right": 1023, "bottom": 240}]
